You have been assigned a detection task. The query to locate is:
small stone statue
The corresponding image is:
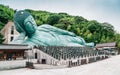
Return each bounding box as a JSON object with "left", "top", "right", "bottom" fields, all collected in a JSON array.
[{"left": 11, "top": 10, "right": 94, "bottom": 48}]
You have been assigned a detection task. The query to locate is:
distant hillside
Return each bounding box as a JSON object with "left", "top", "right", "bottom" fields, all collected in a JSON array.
[{"left": 0, "top": 4, "right": 120, "bottom": 50}]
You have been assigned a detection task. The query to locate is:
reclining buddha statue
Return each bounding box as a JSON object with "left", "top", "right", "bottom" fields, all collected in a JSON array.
[{"left": 11, "top": 10, "right": 94, "bottom": 48}]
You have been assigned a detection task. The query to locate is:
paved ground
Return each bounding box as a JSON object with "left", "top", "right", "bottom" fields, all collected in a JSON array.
[
  {"left": 0, "top": 59, "right": 37, "bottom": 70},
  {"left": 0, "top": 55, "right": 120, "bottom": 75}
]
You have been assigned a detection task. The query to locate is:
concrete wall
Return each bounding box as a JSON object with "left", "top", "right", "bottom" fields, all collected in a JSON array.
[
  {"left": 0, "top": 60, "right": 26, "bottom": 70},
  {"left": 36, "top": 49, "right": 59, "bottom": 65}
]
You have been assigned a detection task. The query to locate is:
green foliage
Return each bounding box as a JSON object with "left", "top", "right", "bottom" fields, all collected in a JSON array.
[
  {"left": 0, "top": 34, "right": 5, "bottom": 44},
  {"left": 47, "top": 14, "right": 61, "bottom": 25},
  {"left": 0, "top": 4, "right": 14, "bottom": 22},
  {"left": 0, "top": 22, "right": 4, "bottom": 30},
  {"left": 87, "top": 20, "right": 100, "bottom": 33}
]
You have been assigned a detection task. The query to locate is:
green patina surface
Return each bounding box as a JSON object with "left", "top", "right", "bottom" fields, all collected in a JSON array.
[{"left": 11, "top": 10, "right": 94, "bottom": 48}]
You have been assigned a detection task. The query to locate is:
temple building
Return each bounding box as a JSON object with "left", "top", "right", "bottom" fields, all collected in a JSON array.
[
  {"left": 0, "top": 21, "right": 19, "bottom": 44},
  {"left": 0, "top": 21, "right": 27, "bottom": 60},
  {"left": 96, "top": 42, "right": 118, "bottom": 55}
]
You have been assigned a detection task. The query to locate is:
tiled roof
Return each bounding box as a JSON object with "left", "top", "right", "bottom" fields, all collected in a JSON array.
[
  {"left": 0, "top": 44, "right": 31, "bottom": 50},
  {"left": 96, "top": 42, "right": 116, "bottom": 48}
]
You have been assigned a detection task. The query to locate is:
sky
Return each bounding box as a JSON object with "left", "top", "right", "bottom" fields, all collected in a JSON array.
[{"left": 0, "top": 0, "right": 120, "bottom": 33}]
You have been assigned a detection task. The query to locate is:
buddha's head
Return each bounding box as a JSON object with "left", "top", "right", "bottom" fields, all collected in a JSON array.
[{"left": 14, "top": 10, "right": 37, "bottom": 37}]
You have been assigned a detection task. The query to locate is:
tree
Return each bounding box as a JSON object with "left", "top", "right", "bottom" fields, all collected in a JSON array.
[
  {"left": 47, "top": 15, "right": 61, "bottom": 25},
  {"left": 87, "top": 20, "right": 101, "bottom": 33},
  {"left": 101, "top": 22, "right": 114, "bottom": 38}
]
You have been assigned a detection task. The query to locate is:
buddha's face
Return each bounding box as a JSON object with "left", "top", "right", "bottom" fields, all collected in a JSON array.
[
  {"left": 24, "top": 15, "right": 37, "bottom": 34},
  {"left": 14, "top": 10, "right": 37, "bottom": 37}
]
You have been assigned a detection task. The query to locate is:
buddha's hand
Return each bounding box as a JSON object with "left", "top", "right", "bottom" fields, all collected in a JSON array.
[{"left": 10, "top": 32, "right": 26, "bottom": 44}]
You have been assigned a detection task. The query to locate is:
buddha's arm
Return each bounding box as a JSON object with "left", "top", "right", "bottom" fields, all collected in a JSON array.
[{"left": 40, "top": 24, "right": 76, "bottom": 36}]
